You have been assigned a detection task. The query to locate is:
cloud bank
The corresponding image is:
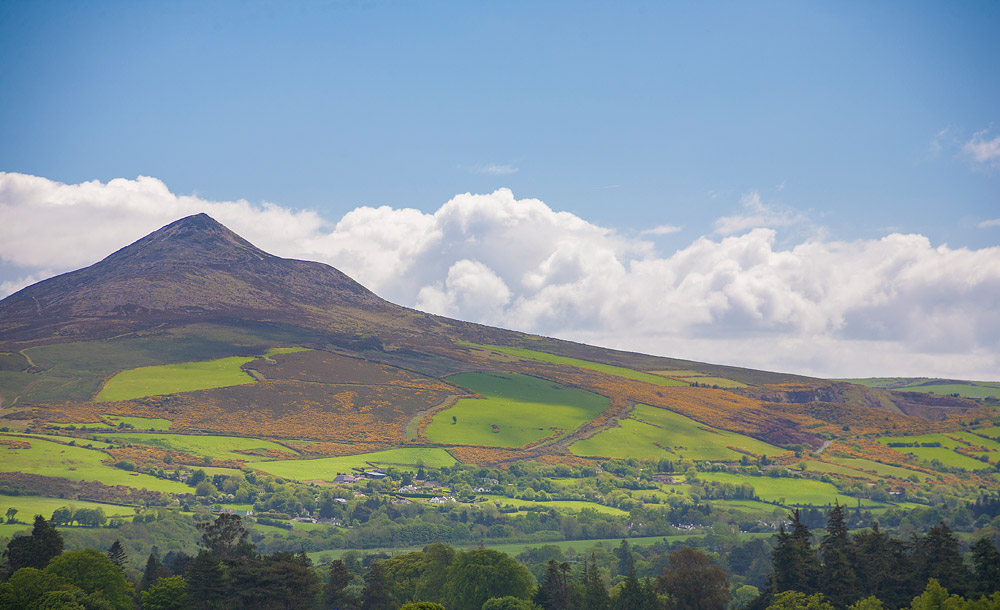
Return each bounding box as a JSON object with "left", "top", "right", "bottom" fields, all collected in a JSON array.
[{"left": 2, "top": 171, "right": 998, "bottom": 380}]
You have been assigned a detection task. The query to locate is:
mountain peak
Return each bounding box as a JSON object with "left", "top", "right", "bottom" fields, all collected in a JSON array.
[{"left": 0, "top": 214, "right": 386, "bottom": 341}]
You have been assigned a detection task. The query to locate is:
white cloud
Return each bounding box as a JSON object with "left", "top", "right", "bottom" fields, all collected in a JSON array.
[
  {"left": 713, "top": 191, "right": 807, "bottom": 235},
  {"left": 2, "top": 172, "right": 999, "bottom": 380},
  {"left": 963, "top": 129, "right": 1000, "bottom": 167},
  {"left": 469, "top": 163, "right": 519, "bottom": 175},
  {"left": 641, "top": 224, "right": 682, "bottom": 236},
  {"left": 979, "top": 218, "right": 1000, "bottom": 229}
]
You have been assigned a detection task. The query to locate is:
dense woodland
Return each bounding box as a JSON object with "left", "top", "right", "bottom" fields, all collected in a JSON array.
[{"left": 2, "top": 502, "right": 999, "bottom": 610}]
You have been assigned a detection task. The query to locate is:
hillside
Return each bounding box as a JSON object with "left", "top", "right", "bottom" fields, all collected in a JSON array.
[{"left": 1, "top": 215, "right": 997, "bottom": 557}]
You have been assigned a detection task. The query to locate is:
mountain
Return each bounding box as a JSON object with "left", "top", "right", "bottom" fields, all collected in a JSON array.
[{"left": 0, "top": 214, "right": 986, "bottom": 464}]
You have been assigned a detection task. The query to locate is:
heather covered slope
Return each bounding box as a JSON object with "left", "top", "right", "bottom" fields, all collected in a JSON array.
[{"left": 0, "top": 214, "right": 989, "bottom": 468}]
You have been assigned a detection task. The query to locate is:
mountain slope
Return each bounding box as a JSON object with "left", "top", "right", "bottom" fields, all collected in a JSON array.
[{"left": 0, "top": 214, "right": 987, "bottom": 464}]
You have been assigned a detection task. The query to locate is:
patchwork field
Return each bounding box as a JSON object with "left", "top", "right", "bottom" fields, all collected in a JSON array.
[
  {"left": 648, "top": 370, "right": 747, "bottom": 388},
  {"left": 696, "top": 472, "right": 877, "bottom": 507},
  {"left": 468, "top": 344, "right": 687, "bottom": 387},
  {"left": 424, "top": 373, "right": 610, "bottom": 447},
  {"left": 97, "top": 432, "right": 298, "bottom": 461},
  {"left": 96, "top": 355, "right": 260, "bottom": 401},
  {"left": 0, "top": 496, "right": 137, "bottom": 521},
  {"left": 878, "top": 433, "right": 996, "bottom": 470},
  {"left": 0, "top": 434, "right": 189, "bottom": 493},
  {"left": 247, "top": 448, "right": 457, "bottom": 480},
  {"left": 487, "top": 497, "right": 630, "bottom": 516},
  {"left": 827, "top": 457, "right": 931, "bottom": 481},
  {"left": 839, "top": 377, "right": 1000, "bottom": 399},
  {"left": 571, "top": 404, "right": 781, "bottom": 460}
]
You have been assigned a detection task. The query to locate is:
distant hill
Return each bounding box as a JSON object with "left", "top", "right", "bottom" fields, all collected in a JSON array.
[
  {"left": 836, "top": 377, "right": 1000, "bottom": 400},
  {"left": 0, "top": 214, "right": 989, "bottom": 466}
]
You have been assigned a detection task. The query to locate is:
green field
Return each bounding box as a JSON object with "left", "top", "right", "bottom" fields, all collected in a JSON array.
[
  {"left": 696, "top": 472, "right": 878, "bottom": 507},
  {"left": 5, "top": 433, "right": 112, "bottom": 449},
  {"left": 96, "top": 355, "right": 258, "bottom": 401},
  {"left": 648, "top": 370, "right": 747, "bottom": 388},
  {"left": 838, "top": 377, "right": 1000, "bottom": 399},
  {"left": 878, "top": 433, "right": 994, "bottom": 470},
  {"left": 99, "top": 433, "right": 298, "bottom": 461},
  {"left": 105, "top": 415, "right": 173, "bottom": 430},
  {"left": 488, "top": 497, "right": 629, "bottom": 516},
  {"left": 426, "top": 373, "right": 610, "bottom": 447},
  {"left": 0, "top": 496, "right": 137, "bottom": 521},
  {"left": 828, "top": 457, "right": 931, "bottom": 481},
  {"left": 469, "top": 344, "right": 687, "bottom": 387},
  {"left": 571, "top": 404, "right": 781, "bottom": 461},
  {"left": 0, "top": 434, "right": 189, "bottom": 493},
  {"left": 248, "top": 448, "right": 458, "bottom": 480}
]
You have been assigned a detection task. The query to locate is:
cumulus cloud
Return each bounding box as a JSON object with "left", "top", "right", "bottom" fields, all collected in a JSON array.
[
  {"left": 2, "top": 172, "right": 999, "bottom": 380},
  {"left": 963, "top": 128, "right": 1000, "bottom": 167}
]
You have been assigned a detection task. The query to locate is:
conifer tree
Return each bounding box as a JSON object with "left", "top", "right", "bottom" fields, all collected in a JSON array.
[
  {"left": 185, "top": 550, "right": 230, "bottom": 610},
  {"left": 819, "top": 504, "right": 857, "bottom": 607},
  {"left": 970, "top": 537, "right": 1000, "bottom": 597},
  {"left": 913, "top": 522, "right": 971, "bottom": 597},
  {"left": 536, "top": 559, "right": 575, "bottom": 610},
  {"left": 361, "top": 561, "right": 396, "bottom": 610},
  {"left": 2, "top": 515, "right": 64, "bottom": 572},
  {"left": 106, "top": 539, "right": 127, "bottom": 570},
  {"left": 324, "top": 559, "right": 358, "bottom": 610},
  {"left": 581, "top": 556, "right": 610, "bottom": 610}
]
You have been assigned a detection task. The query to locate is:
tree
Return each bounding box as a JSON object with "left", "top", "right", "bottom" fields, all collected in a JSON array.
[
  {"left": 535, "top": 560, "right": 575, "bottom": 610},
  {"left": 443, "top": 549, "right": 534, "bottom": 610},
  {"left": 400, "top": 604, "right": 446, "bottom": 610},
  {"left": 44, "top": 548, "right": 134, "bottom": 610},
  {"left": 483, "top": 598, "right": 542, "bottom": 610},
  {"left": 908, "top": 579, "right": 967, "bottom": 610},
  {"left": 614, "top": 540, "right": 633, "bottom": 578},
  {"left": 3, "top": 515, "right": 64, "bottom": 572},
  {"left": 141, "top": 576, "right": 190, "bottom": 610},
  {"left": 360, "top": 561, "right": 396, "bottom": 610},
  {"left": 846, "top": 597, "right": 884, "bottom": 610},
  {"left": 764, "top": 591, "right": 833, "bottom": 610},
  {"left": 655, "top": 547, "right": 730, "bottom": 610},
  {"left": 971, "top": 537, "right": 1000, "bottom": 597},
  {"left": 0, "top": 567, "right": 70, "bottom": 610},
  {"left": 324, "top": 559, "right": 358, "bottom": 610},
  {"left": 185, "top": 550, "right": 229, "bottom": 610},
  {"left": 581, "top": 556, "right": 610, "bottom": 610},
  {"left": 106, "top": 540, "right": 127, "bottom": 570},
  {"left": 50, "top": 507, "right": 73, "bottom": 526},
  {"left": 196, "top": 513, "right": 253, "bottom": 560},
  {"left": 914, "top": 523, "right": 971, "bottom": 597},
  {"left": 141, "top": 548, "right": 171, "bottom": 591},
  {"left": 5, "top": 508, "right": 17, "bottom": 523},
  {"left": 853, "top": 522, "right": 912, "bottom": 609},
  {"left": 729, "top": 585, "right": 760, "bottom": 610},
  {"left": 611, "top": 561, "right": 658, "bottom": 610},
  {"left": 818, "top": 504, "right": 857, "bottom": 608},
  {"left": 769, "top": 510, "right": 819, "bottom": 595}
]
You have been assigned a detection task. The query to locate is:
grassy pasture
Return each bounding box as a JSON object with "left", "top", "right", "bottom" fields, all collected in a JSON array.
[
  {"left": 99, "top": 433, "right": 297, "bottom": 461},
  {"left": 801, "top": 460, "right": 881, "bottom": 480},
  {"left": 896, "top": 447, "right": 989, "bottom": 470},
  {"left": 6, "top": 433, "right": 112, "bottom": 449},
  {"left": 96, "top": 355, "right": 257, "bottom": 401},
  {"left": 0, "top": 496, "right": 136, "bottom": 521},
  {"left": 838, "top": 377, "right": 1000, "bottom": 399},
  {"left": 425, "top": 373, "right": 609, "bottom": 447},
  {"left": 696, "top": 472, "right": 877, "bottom": 507},
  {"left": 248, "top": 448, "right": 457, "bottom": 480},
  {"left": 949, "top": 431, "right": 1000, "bottom": 451},
  {"left": 488, "top": 497, "right": 629, "bottom": 516},
  {"left": 647, "top": 370, "right": 747, "bottom": 388},
  {"left": 469, "top": 344, "right": 686, "bottom": 387},
  {"left": 828, "top": 457, "right": 931, "bottom": 481},
  {"left": 972, "top": 427, "right": 1000, "bottom": 441},
  {"left": 571, "top": 404, "right": 781, "bottom": 461},
  {"left": 0, "top": 434, "right": 189, "bottom": 493},
  {"left": 105, "top": 415, "right": 173, "bottom": 430}
]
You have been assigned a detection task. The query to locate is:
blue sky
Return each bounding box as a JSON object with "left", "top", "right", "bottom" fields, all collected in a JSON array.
[{"left": 1, "top": 1, "right": 998, "bottom": 378}]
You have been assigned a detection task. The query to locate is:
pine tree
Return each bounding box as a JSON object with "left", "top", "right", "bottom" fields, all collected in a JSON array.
[
  {"left": 581, "top": 556, "right": 610, "bottom": 610},
  {"left": 913, "top": 522, "right": 972, "bottom": 597},
  {"left": 141, "top": 546, "right": 172, "bottom": 590},
  {"left": 324, "top": 559, "right": 358, "bottom": 610},
  {"left": 106, "top": 539, "right": 127, "bottom": 570},
  {"left": 971, "top": 537, "right": 1000, "bottom": 597},
  {"left": 819, "top": 504, "right": 857, "bottom": 607},
  {"left": 770, "top": 510, "right": 819, "bottom": 595},
  {"left": 2, "top": 514, "right": 64, "bottom": 571},
  {"left": 361, "top": 561, "right": 396, "bottom": 610},
  {"left": 536, "top": 559, "right": 574, "bottom": 610},
  {"left": 852, "top": 523, "right": 913, "bottom": 610},
  {"left": 185, "top": 549, "right": 230, "bottom": 610}
]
